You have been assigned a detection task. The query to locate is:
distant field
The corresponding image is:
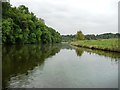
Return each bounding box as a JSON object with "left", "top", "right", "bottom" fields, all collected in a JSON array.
[{"left": 71, "top": 39, "right": 120, "bottom": 52}]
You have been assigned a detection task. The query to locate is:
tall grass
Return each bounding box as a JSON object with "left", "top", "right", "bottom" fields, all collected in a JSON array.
[{"left": 71, "top": 39, "right": 120, "bottom": 52}]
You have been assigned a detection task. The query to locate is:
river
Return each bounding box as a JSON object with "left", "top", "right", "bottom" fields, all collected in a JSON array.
[{"left": 2, "top": 43, "right": 119, "bottom": 88}]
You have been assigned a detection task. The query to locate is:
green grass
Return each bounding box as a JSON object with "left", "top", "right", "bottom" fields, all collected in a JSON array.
[{"left": 71, "top": 39, "right": 120, "bottom": 52}]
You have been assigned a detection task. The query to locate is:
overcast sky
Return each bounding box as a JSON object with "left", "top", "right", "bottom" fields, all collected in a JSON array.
[{"left": 10, "top": 0, "right": 119, "bottom": 35}]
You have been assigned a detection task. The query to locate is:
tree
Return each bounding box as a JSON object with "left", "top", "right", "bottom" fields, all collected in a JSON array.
[
  {"left": 2, "top": 18, "right": 15, "bottom": 44},
  {"left": 2, "top": 2, "right": 62, "bottom": 44},
  {"left": 76, "top": 31, "right": 84, "bottom": 40},
  {"left": 18, "top": 5, "right": 29, "bottom": 14}
]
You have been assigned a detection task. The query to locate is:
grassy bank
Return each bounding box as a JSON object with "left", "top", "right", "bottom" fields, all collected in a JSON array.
[{"left": 71, "top": 39, "right": 120, "bottom": 52}]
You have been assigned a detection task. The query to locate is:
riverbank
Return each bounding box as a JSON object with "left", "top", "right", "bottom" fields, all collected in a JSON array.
[{"left": 71, "top": 39, "right": 120, "bottom": 53}]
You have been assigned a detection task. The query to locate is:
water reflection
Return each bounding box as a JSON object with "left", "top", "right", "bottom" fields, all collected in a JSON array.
[
  {"left": 72, "top": 45, "right": 120, "bottom": 61},
  {"left": 2, "top": 44, "right": 119, "bottom": 88},
  {"left": 85, "top": 49, "right": 120, "bottom": 61},
  {"left": 2, "top": 44, "right": 61, "bottom": 88},
  {"left": 75, "top": 48, "right": 84, "bottom": 56}
]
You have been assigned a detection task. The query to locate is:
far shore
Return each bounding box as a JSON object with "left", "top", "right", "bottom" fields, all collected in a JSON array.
[{"left": 70, "top": 39, "right": 120, "bottom": 53}]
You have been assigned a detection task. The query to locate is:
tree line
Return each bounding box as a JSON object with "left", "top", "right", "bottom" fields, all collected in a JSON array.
[
  {"left": 2, "top": 2, "right": 62, "bottom": 44},
  {"left": 62, "top": 31, "right": 120, "bottom": 42},
  {"left": 85, "top": 33, "right": 120, "bottom": 40}
]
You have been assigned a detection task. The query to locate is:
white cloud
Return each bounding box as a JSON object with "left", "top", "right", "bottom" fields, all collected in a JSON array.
[{"left": 10, "top": 0, "right": 119, "bottom": 35}]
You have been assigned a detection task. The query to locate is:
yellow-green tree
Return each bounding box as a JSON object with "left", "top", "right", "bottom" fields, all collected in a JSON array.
[{"left": 76, "top": 31, "right": 84, "bottom": 40}]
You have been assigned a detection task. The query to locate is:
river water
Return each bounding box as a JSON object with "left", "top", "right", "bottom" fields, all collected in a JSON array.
[{"left": 2, "top": 44, "right": 119, "bottom": 88}]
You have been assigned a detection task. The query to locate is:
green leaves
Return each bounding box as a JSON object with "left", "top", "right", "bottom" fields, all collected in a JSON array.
[
  {"left": 18, "top": 5, "right": 29, "bottom": 14},
  {"left": 2, "top": 18, "right": 14, "bottom": 44},
  {"left": 2, "top": 2, "right": 62, "bottom": 44},
  {"left": 76, "top": 31, "right": 85, "bottom": 40}
]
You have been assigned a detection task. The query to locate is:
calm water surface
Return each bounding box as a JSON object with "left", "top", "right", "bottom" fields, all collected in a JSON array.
[{"left": 2, "top": 44, "right": 119, "bottom": 88}]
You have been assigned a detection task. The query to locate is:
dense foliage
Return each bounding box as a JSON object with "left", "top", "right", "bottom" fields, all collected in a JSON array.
[
  {"left": 2, "top": 2, "right": 62, "bottom": 44},
  {"left": 76, "top": 31, "right": 85, "bottom": 40},
  {"left": 85, "top": 33, "right": 120, "bottom": 40},
  {"left": 62, "top": 33, "right": 120, "bottom": 42},
  {"left": 62, "top": 35, "right": 75, "bottom": 42}
]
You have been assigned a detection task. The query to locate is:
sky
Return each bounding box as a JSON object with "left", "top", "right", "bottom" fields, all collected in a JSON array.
[{"left": 10, "top": 0, "right": 119, "bottom": 35}]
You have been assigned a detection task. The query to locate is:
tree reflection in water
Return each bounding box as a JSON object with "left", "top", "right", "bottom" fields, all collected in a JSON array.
[
  {"left": 2, "top": 44, "right": 61, "bottom": 88},
  {"left": 2, "top": 44, "right": 119, "bottom": 88},
  {"left": 75, "top": 48, "right": 84, "bottom": 57}
]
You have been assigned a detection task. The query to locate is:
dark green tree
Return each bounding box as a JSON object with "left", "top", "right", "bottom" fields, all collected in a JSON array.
[{"left": 2, "top": 2, "right": 62, "bottom": 44}]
